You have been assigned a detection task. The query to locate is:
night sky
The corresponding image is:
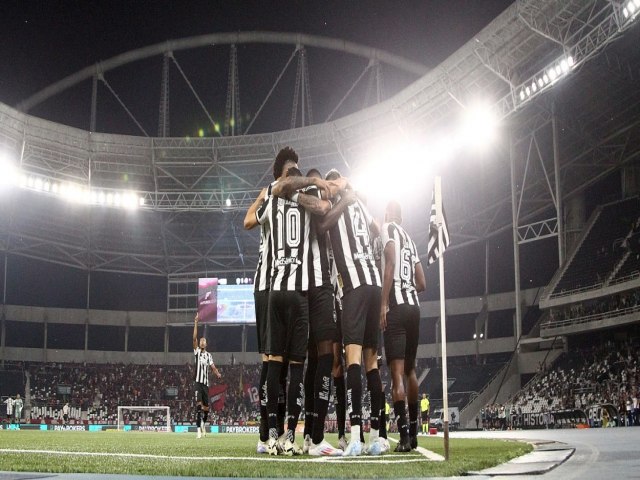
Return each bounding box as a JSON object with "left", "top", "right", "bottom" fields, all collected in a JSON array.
[{"left": 0, "top": 0, "right": 514, "bottom": 136}]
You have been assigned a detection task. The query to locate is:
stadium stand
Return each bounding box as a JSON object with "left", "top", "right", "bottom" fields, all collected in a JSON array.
[
  {"left": 551, "top": 197, "right": 640, "bottom": 297},
  {"left": 26, "top": 362, "right": 261, "bottom": 426},
  {"left": 419, "top": 357, "right": 508, "bottom": 412},
  {"left": 548, "top": 289, "right": 640, "bottom": 325},
  {"left": 485, "top": 330, "right": 640, "bottom": 429}
]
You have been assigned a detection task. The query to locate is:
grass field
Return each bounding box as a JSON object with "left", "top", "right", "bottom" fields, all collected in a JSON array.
[{"left": 0, "top": 431, "right": 532, "bottom": 477}]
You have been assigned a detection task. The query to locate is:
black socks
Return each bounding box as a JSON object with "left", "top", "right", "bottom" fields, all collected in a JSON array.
[{"left": 311, "top": 354, "right": 333, "bottom": 445}]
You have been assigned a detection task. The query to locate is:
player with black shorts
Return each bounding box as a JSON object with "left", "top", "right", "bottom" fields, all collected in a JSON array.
[
  {"left": 257, "top": 166, "right": 334, "bottom": 455},
  {"left": 317, "top": 169, "right": 384, "bottom": 456},
  {"left": 291, "top": 168, "right": 344, "bottom": 456},
  {"left": 192, "top": 313, "right": 222, "bottom": 439},
  {"left": 244, "top": 147, "right": 300, "bottom": 453},
  {"left": 379, "top": 201, "right": 426, "bottom": 451}
]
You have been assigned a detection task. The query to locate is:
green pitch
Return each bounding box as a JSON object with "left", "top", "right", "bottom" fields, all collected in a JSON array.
[{"left": 0, "top": 431, "right": 531, "bottom": 477}]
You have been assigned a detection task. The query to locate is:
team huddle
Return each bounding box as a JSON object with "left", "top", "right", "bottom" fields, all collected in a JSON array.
[{"left": 194, "top": 146, "right": 425, "bottom": 456}]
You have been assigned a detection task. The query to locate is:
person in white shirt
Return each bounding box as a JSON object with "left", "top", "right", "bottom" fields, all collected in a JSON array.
[
  {"left": 4, "top": 396, "right": 14, "bottom": 421},
  {"left": 62, "top": 403, "right": 70, "bottom": 424}
]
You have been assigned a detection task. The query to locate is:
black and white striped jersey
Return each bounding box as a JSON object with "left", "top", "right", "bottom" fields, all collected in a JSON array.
[
  {"left": 302, "top": 186, "right": 332, "bottom": 289},
  {"left": 381, "top": 221, "right": 420, "bottom": 307},
  {"left": 194, "top": 347, "right": 214, "bottom": 385},
  {"left": 253, "top": 183, "right": 276, "bottom": 292},
  {"left": 328, "top": 198, "right": 381, "bottom": 294},
  {"left": 257, "top": 193, "right": 311, "bottom": 291}
]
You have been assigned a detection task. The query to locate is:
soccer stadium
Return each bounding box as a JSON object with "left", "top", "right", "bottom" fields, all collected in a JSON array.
[{"left": 1, "top": 1, "right": 639, "bottom": 478}]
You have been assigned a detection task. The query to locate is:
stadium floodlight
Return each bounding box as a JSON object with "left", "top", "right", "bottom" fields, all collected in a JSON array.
[
  {"left": 518, "top": 54, "right": 575, "bottom": 106},
  {"left": 138, "top": 196, "right": 145, "bottom": 206},
  {"left": 122, "top": 192, "right": 139, "bottom": 210},
  {"left": 459, "top": 101, "right": 499, "bottom": 151},
  {"left": 0, "top": 153, "right": 20, "bottom": 188},
  {"left": 225, "top": 197, "right": 232, "bottom": 207}
]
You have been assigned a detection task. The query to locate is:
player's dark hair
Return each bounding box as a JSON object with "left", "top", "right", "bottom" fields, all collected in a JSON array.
[
  {"left": 306, "top": 168, "right": 322, "bottom": 178},
  {"left": 273, "top": 147, "right": 299, "bottom": 179},
  {"left": 325, "top": 169, "right": 341, "bottom": 181},
  {"left": 286, "top": 166, "right": 302, "bottom": 177}
]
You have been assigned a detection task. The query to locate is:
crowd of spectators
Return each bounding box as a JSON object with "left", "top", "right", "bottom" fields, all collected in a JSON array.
[
  {"left": 26, "top": 362, "right": 261, "bottom": 426},
  {"left": 550, "top": 290, "right": 640, "bottom": 324},
  {"left": 482, "top": 336, "right": 640, "bottom": 429}
]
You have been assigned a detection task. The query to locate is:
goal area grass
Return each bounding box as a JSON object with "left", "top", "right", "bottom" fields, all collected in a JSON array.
[{"left": 0, "top": 430, "right": 531, "bottom": 477}]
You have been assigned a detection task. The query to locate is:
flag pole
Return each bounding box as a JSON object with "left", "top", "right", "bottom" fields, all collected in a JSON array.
[{"left": 435, "top": 176, "right": 450, "bottom": 461}]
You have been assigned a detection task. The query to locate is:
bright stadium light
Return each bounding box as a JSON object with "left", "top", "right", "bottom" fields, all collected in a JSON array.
[
  {"left": 459, "top": 102, "right": 499, "bottom": 151},
  {"left": 225, "top": 197, "right": 232, "bottom": 207},
  {"left": 0, "top": 153, "right": 20, "bottom": 188},
  {"left": 518, "top": 54, "right": 576, "bottom": 105}
]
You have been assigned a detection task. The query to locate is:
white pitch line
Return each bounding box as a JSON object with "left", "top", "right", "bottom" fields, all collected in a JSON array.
[
  {"left": 0, "top": 448, "right": 429, "bottom": 465},
  {"left": 387, "top": 436, "right": 445, "bottom": 462}
]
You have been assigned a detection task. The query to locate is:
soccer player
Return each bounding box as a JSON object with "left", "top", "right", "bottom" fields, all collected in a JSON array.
[
  {"left": 298, "top": 168, "right": 344, "bottom": 456},
  {"left": 193, "top": 313, "right": 222, "bottom": 439},
  {"left": 379, "top": 200, "right": 426, "bottom": 451},
  {"left": 62, "top": 403, "right": 70, "bottom": 424},
  {"left": 317, "top": 169, "right": 384, "bottom": 456},
  {"left": 257, "top": 166, "right": 334, "bottom": 455},
  {"left": 332, "top": 265, "right": 348, "bottom": 450},
  {"left": 244, "top": 147, "right": 300, "bottom": 453}
]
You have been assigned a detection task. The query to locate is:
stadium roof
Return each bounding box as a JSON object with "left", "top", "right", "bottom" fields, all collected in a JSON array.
[{"left": 1, "top": 0, "right": 639, "bottom": 277}]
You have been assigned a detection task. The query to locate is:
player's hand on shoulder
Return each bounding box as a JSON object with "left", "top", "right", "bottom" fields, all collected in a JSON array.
[
  {"left": 328, "top": 177, "right": 350, "bottom": 195},
  {"left": 341, "top": 189, "right": 358, "bottom": 205}
]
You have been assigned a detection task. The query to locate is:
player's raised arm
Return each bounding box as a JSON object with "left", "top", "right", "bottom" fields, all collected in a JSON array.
[
  {"left": 294, "top": 192, "right": 332, "bottom": 216},
  {"left": 316, "top": 189, "right": 357, "bottom": 234},
  {"left": 272, "top": 175, "right": 329, "bottom": 199},
  {"left": 244, "top": 187, "right": 268, "bottom": 230},
  {"left": 193, "top": 313, "right": 199, "bottom": 350}
]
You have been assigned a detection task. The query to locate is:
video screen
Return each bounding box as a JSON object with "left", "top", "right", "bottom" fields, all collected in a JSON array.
[{"left": 216, "top": 284, "right": 256, "bottom": 323}]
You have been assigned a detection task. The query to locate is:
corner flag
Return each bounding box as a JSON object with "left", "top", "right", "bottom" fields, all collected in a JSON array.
[
  {"left": 430, "top": 176, "right": 451, "bottom": 461},
  {"left": 427, "top": 187, "right": 450, "bottom": 265}
]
